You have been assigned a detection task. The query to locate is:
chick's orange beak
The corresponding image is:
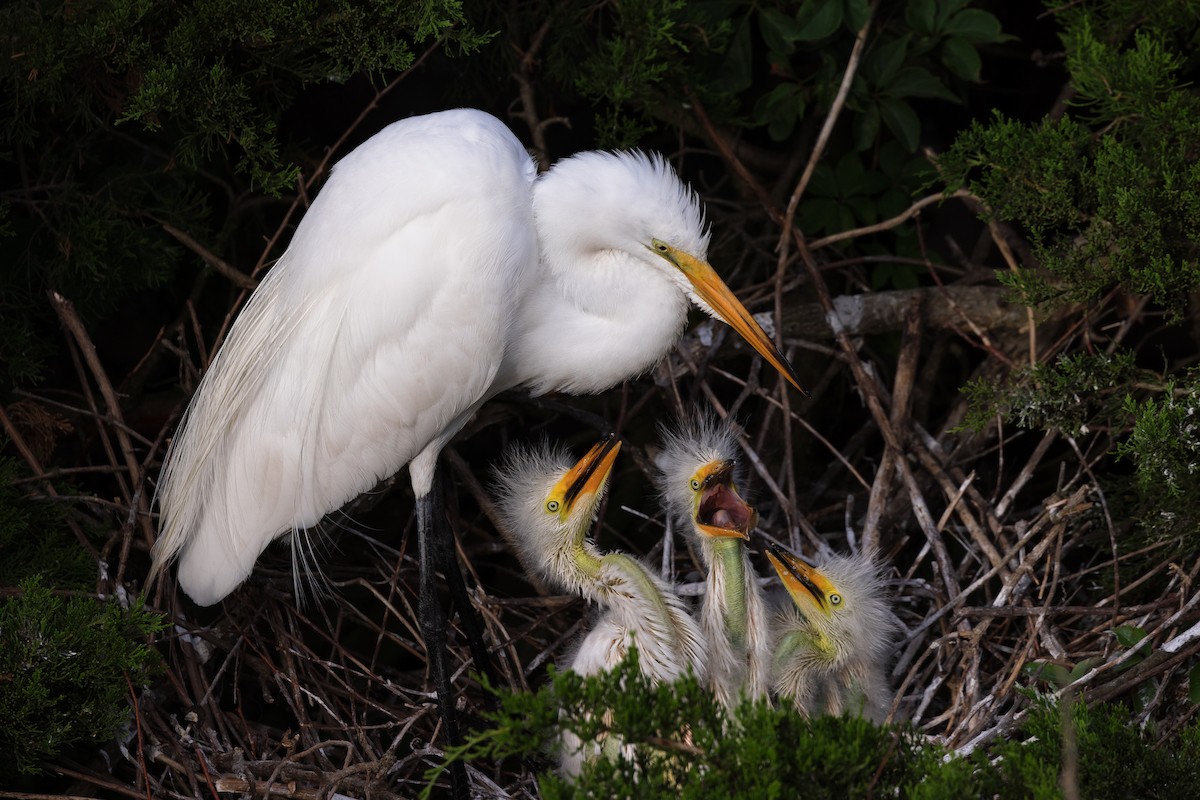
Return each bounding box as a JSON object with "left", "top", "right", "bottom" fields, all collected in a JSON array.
[
  {"left": 766, "top": 542, "right": 829, "bottom": 609},
  {"left": 560, "top": 433, "right": 622, "bottom": 512}
]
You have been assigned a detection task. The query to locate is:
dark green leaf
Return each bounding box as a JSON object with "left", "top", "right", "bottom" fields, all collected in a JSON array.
[
  {"left": 759, "top": 8, "right": 800, "bottom": 54},
  {"left": 1133, "top": 679, "right": 1157, "bottom": 712},
  {"left": 1190, "top": 663, "right": 1200, "bottom": 704},
  {"left": 1115, "top": 624, "right": 1149, "bottom": 648},
  {"left": 944, "top": 9, "right": 1004, "bottom": 43},
  {"left": 754, "top": 84, "right": 805, "bottom": 141},
  {"left": 880, "top": 97, "right": 921, "bottom": 151},
  {"left": 848, "top": 194, "right": 878, "bottom": 224},
  {"left": 905, "top": 0, "right": 936, "bottom": 33},
  {"left": 844, "top": 0, "right": 871, "bottom": 31},
  {"left": 835, "top": 152, "right": 866, "bottom": 188},
  {"left": 805, "top": 163, "right": 839, "bottom": 198},
  {"left": 934, "top": 0, "right": 973, "bottom": 30},
  {"left": 798, "top": 197, "right": 842, "bottom": 234},
  {"left": 878, "top": 139, "right": 914, "bottom": 179},
  {"left": 1069, "top": 657, "right": 1103, "bottom": 681},
  {"left": 795, "top": 0, "right": 844, "bottom": 42},
  {"left": 1024, "top": 661, "right": 1072, "bottom": 688},
  {"left": 878, "top": 186, "right": 911, "bottom": 217},
  {"left": 854, "top": 102, "right": 881, "bottom": 151},
  {"left": 717, "top": 18, "right": 754, "bottom": 94},
  {"left": 859, "top": 168, "right": 892, "bottom": 195},
  {"left": 884, "top": 66, "right": 959, "bottom": 102},
  {"left": 870, "top": 33, "right": 911, "bottom": 85},
  {"left": 942, "top": 35, "right": 982, "bottom": 82},
  {"left": 684, "top": 0, "right": 741, "bottom": 25},
  {"left": 836, "top": 203, "right": 857, "bottom": 233}
]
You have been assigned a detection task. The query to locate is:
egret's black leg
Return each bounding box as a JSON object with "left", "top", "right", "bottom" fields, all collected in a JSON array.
[
  {"left": 417, "top": 478, "right": 469, "bottom": 800},
  {"left": 439, "top": 532, "right": 501, "bottom": 691}
]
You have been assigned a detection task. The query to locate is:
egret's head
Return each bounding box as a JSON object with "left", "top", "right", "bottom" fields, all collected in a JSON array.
[
  {"left": 765, "top": 543, "right": 896, "bottom": 666},
  {"left": 492, "top": 434, "right": 622, "bottom": 592},
  {"left": 656, "top": 416, "right": 756, "bottom": 557},
  {"left": 534, "top": 151, "right": 806, "bottom": 395}
]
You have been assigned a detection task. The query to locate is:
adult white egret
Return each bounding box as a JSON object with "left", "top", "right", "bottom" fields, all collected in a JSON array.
[
  {"left": 764, "top": 543, "right": 896, "bottom": 722},
  {"left": 492, "top": 434, "right": 706, "bottom": 776},
  {"left": 656, "top": 417, "right": 771, "bottom": 708},
  {"left": 150, "top": 108, "right": 803, "bottom": 796}
]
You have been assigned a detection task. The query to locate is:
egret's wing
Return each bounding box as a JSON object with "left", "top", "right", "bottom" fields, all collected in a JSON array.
[
  {"left": 569, "top": 614, "right": 627, "bottom": 676},
  {"left": 155, "top": 110, "right": 538, "bottom": 605}
]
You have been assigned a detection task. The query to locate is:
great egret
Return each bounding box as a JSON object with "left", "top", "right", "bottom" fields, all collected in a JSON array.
[
  {"left": 151, "top": 108, "right": 803, "bottom": 795},
  {"left": 764, "top": 543, "right": 896, "bottom": 722},
  {"left": 492, "top": 434, "right": 706, "bottom": 776},
  {"left": 656, "top": 417, "right": 771, "bottom": 707}
]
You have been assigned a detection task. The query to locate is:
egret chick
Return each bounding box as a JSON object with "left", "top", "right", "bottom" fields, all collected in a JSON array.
[
  {"left": 765, "top": 542, "right": 896, "bottom": 722},
  {"left": 494, "top": 434, "right": 705, "bottom": 683},
  {"left": 657, "top": 417, "right": 770, "bottom": 707},
  {"left": 493, "top": 434, "right": 705, "bottom": 775}
]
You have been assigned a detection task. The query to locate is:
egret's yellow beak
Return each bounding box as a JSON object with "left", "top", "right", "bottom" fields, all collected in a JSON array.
[
  {"left": 766, "top": 542, "right": 834, "bottom": 614},
  {"left": 693, "top": 460, "right": 755, "bottom": 540},
  {"left": 651, "top": 240, "right": 807, "bottom": 396},
  {"left": 559, "top": 433, "right": 622, "bottom": 513}
]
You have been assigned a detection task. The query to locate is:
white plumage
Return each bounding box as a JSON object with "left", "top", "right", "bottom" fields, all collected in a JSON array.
[
  {"left": 152, "top": 108, "right": 804, "bottom": 605},
  {"left": 656, "top": 415, "right": 771, "bottom": 707}
]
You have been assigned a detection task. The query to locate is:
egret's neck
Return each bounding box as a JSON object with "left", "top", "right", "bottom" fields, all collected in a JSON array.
[
  {"left": 574, "top": 540, "right": 604, "bottom": 580},
  {"left": 504, "top": 249, "right": 691, "bottom": 396},
  {"left": 775, "top": 621, "right": 835, "bottom": 669},
  {"left": 708, "top": 539, "right": 748, "bottom": 650},
  {"left": 599, "top": 552, "right": 675, "bottom": 625}
]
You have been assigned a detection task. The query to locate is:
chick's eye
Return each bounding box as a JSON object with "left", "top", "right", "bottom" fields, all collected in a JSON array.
[
  {"left": 546, "top": 499, "right": 560, "bottom": 513},
  {"left": 690, "top": 479, "right": 701, "bottom": 491},
  {"left": 829, "top": 594, "right": 842, "bottom": 606}
]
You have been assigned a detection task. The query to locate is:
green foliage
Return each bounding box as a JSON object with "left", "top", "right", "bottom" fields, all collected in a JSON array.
[
  {"left": 429, "top": 649, "right": 1200, "bottom": 798},
  {"left": 939, "top": 9, "right": 1200, "bottom": 313},
  {"left": 6, "top": 0, "right": 487, "bottom": 189},
  {"left": 567, "top": 0, "right": 697, "bottom": 147},
  {"left": 1118, "top": 387, "right": 1200, "bottom": 503},
  {"left": 531, "top": 0, "right": 1003, "bottom": 292},
  {"left": 0, "top": 456, "right": 92, "bottom": 589},
  {"left": 959, "top": 351, "right": 1140, "bottom": 436},
  {"left": 961, "top": 354, "right": 1200, "bottom": 557},
  {"left": 1114, "top": 383, "right": 1200, "bottom": 545},
  {"left": 750, "top": 0, "right": 1007, "bottom": 149},
  {"left": 0, "top": 577, "right": 164, "bottom": 776},
  {"left": 1024, "top": 623, "right": 1175, "bottom": 714},
  {"left": 1, "top": 0, "right": 487, "bottom": 383},
  {"left": 1019, "top": 700, "right": 1200, "bottom": 800}
]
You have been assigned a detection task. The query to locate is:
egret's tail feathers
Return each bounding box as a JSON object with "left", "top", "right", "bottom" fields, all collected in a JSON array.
[
  {"left": 290, "top": 524, "right": 336, "bottom": 608},
  {"left": 170, "top": 520, "right": 275, "bottom": 606}
]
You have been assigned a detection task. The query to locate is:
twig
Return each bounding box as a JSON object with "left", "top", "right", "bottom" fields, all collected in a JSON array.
[
  {"left": 48, "top": 291, "right": 155, "bottom": 564},
  {"left": 809, "top": 190, "right": 974, "bottom": 250},
  {"left": 162, "top": 223, "right": 257, "bottom": 289}
]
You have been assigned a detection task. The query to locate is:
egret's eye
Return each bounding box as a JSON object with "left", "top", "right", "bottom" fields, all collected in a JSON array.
[
  {"left": 690, "top": 478, "right": 701, "bottom": 491},
  {"left": 654, "top": 242, "right": 669, "bottom": 253},
  {"left": 546, "top": 499, "right": 561, "bottom": 513},
  {"left": 829, "top": 594, "right": 842, "bottom": 606}
]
